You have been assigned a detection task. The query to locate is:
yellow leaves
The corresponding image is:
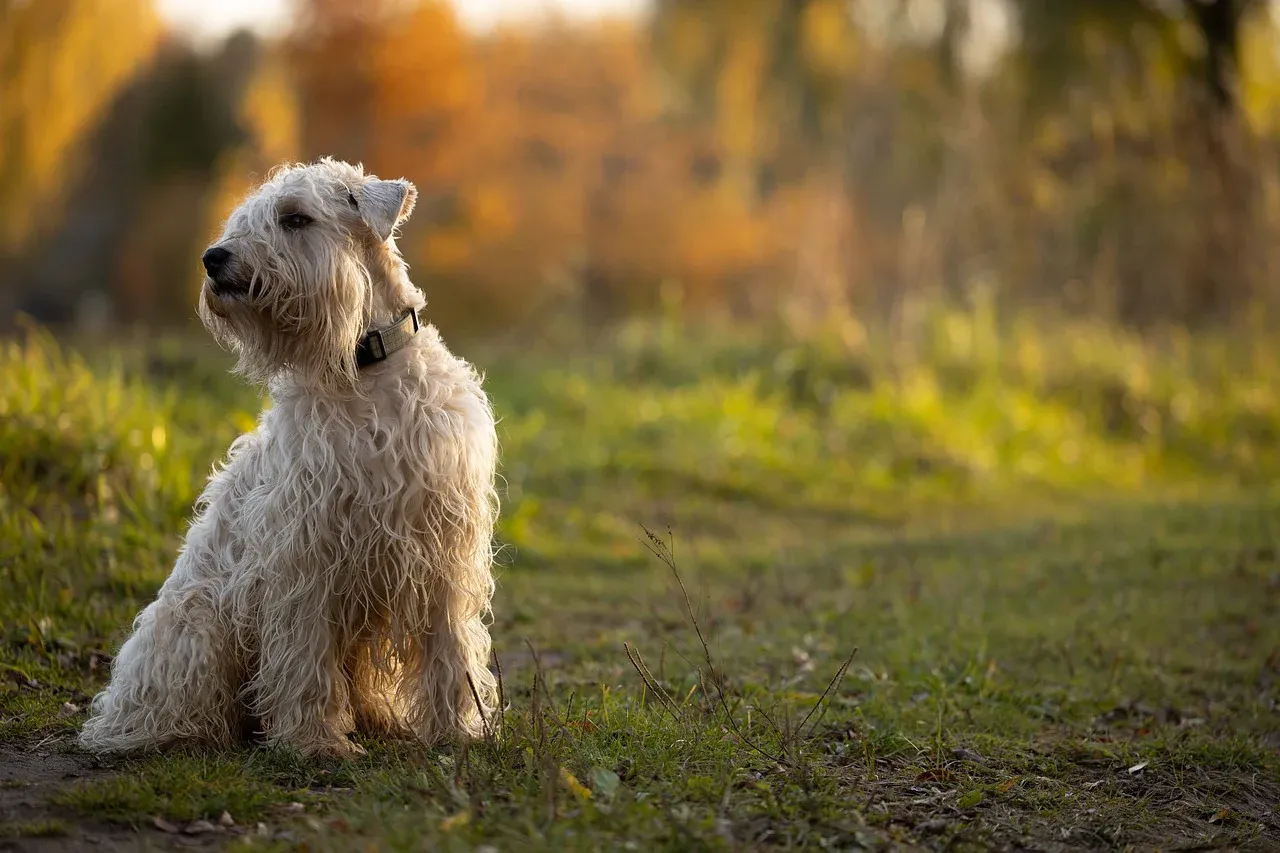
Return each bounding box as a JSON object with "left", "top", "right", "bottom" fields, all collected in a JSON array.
[
  {"left": 422, "top": 228, "right": 474, "bottom": 270},
  {"left": 0, "top": 0, "right": 161, "bottom": 251},
  {"left": 994, "top": 776, "right": 1021, "bottom": 794},
  {"left": 559, "top": 767, "right": 592, "bottom": 802},
  {"left": 467, "top": 185, "right": 517, "bottom": 239},
  {"left": 239, "top": 55, "right": 301, "bottom": 167},
  {"left": 801, "top": 0, "right": 858, "bottom": 77},
  {"left": 376, "top": 2, "right": 472, "bottom": 100},
  {"left": 659, "top": 5, "right": 716, "bottom": 78},
  {"left": 1028, "top": 167, "right": 1064, "bottom": 214},
  {"left": 1240, "top": 8, "right": 1280, "bottom": 134},
  {"left": 438, "top": 810, "right": 471, "bottom": 831}
]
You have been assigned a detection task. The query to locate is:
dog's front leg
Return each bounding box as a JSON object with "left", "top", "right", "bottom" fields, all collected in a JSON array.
[
  {"left": 250, "top": 576, "right": 359, "bottom": 758},
  {"left": 391, "top": 390, "right": 500, "bottom": 747},
  {"left": 400, "top": 586, "right": 496, "bottom": 747},
  {"left": 78, "top": 569, "right": 241, "bottom": 753}
]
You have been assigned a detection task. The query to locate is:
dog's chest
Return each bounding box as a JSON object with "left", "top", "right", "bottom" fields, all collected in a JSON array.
[{"left": 259, "top": 368, "right": 493, "bottom": 556}]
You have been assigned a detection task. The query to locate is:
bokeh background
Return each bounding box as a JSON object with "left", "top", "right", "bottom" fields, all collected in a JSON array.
[
  {"left": 4, "top": 9, "right": 1280, "bottom": 847},
  {"left": 5, "top": 0, "right": 1280, "bottom": 342}
]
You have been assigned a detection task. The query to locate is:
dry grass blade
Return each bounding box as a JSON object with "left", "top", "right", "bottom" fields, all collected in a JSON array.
[
  {"left": 492, "top": 648, "right": 506, "bottom": 733},
  {"left": 524, "top": 638, "right": 563, "bottom": 725},
  {"left": 799, "top": 646, "right": 859, "bottom": 739},
  {"left": 638, "top": 523, "right": 786, "bottom": 766},
  {"left": 624, "top": 641, "right": 681, "bottom": 719},
  {"left": 465, "top": 671, "right": 492, "bottom": 740}
]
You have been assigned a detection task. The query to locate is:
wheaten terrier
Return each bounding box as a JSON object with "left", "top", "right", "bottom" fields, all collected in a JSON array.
[{"left": 79, "top": 159, "right": 499, "bottom": 758}]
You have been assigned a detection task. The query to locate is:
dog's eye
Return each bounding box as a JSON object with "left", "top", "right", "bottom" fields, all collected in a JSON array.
[{"left": 279, "top": 212, "right": 313, "bottom": 231}]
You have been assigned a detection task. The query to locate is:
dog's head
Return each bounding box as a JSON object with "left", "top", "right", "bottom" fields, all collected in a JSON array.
[{"left": 199, "top": 158, "right": 420, "bottom": 392}]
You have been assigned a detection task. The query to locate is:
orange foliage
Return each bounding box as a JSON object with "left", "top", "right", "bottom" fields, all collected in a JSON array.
[{"left": 287, "top": 10, "right": 799, "bottom": 330}]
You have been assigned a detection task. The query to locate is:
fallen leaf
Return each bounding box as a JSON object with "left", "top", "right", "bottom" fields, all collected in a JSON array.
[
  {"left": 152, "top": 817, "right": 180, "bottom": 833},
  {"left": 1127, "top": 760, "right": 1149, "bottom": 774},
  {"left": 591, "top": 766, "right": 621, "bottom": 799},
  {"left": 560, "top": 767, "right": 591, "bottom": 801},
  {"left": 995, "top": 776, "right": 1020, "bottom": 794},
  {"left": 1208, "top": 808, "right": 1231, "bottom": 824}
]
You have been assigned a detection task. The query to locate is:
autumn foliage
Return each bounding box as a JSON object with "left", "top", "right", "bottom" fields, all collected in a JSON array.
[{"left": 4, "top": 0, "right": 1280, "bottom": 334}]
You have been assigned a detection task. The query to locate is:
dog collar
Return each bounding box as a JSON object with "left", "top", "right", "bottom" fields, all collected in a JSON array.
[{"left": 355, "top": 308, "right": 421, "bottom": 369}]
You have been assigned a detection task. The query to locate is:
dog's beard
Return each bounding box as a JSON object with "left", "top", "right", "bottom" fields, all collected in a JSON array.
[{"left": 199, "top": 252, "right": 371, "bottom": 395}]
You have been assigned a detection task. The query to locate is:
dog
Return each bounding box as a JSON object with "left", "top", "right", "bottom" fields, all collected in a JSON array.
[{"left": 78, "top": 159, "right": 500, "bottom": 758}]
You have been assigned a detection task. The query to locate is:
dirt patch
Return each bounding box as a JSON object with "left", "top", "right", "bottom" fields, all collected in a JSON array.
[{"left": 0, "top": 743, "right": 224, "bottom": 853}]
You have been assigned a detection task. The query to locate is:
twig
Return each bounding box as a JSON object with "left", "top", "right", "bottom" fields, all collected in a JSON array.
[
  {"left": 638, "top": 524, "right": 786, "bottom": 766},
  {"left": 799, "top": 646, "right": 859, "bottom": 739},
  {"left": 524, "top": 639, "right": 563, "bottom": 725},
  {"left": 492, "top": 648, "right": 506, "bottom": 734},
  {"left": 465, "top": 671, "right": 492, "bottom": 740},
  {"left": 624, "top": 642, "right": 681, "bottom": 719}
]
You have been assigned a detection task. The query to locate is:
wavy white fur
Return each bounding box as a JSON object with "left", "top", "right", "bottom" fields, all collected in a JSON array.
[{"left": 78, "top": 159, "right": 499, "bottom": 757}]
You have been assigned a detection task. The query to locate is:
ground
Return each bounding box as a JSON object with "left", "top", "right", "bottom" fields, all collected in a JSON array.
[{"left": 1, "top": 310, "right": 1278, "bottom": 851}]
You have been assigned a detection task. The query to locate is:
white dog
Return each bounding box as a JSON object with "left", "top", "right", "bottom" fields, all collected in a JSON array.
[{"left": 79, "top": 159, "right": 499, "bottom": 758}]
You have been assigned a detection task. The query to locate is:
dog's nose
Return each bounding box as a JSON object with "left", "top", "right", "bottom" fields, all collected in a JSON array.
[{"left": 202, "top": 246, "right": 232, "bottom": 276}]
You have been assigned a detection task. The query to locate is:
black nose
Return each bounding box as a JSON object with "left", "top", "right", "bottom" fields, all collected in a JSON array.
[{"left": 202, "top": 246, "right": 232, "bottom": 276}]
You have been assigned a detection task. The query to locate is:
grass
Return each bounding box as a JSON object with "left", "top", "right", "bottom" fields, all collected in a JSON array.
[
  {"left": 0, "top": 819, "right": 69, "bottom": 838},
  {"left": 1, "top": 306, "right": 1279, "bottom": 850}
]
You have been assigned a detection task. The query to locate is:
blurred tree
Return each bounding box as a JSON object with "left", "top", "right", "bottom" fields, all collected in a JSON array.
[
  {"left": 474, "top": 20, "right": 802, "bottom": 329},
  {"left": 650, "top": 0, "right": 860, "bottom": 198},
  {"left": 0, "top": 0, "right": 162, "bottom": 257},
  {"left": 1008, "top": 0, "right": 1274, "bottom": 322},
  {"left": 287, "top": 0, "right": 477, "bottom": 238},
  {"left": 648, "top": 0, "right": 871, "bottom": 329},
  {"left": 369, "top": 0, "right": 475, "bottom": 180},
  {"left": 13, "top": 30, "right": 278, "bottom": 327},
  {"left": 289, "top": 0, "right": 378, "bottom": 162}
]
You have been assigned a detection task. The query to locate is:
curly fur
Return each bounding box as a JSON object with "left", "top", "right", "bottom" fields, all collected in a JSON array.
[{"left": 79, "top": 159, "right": 499, "bottom": 758}]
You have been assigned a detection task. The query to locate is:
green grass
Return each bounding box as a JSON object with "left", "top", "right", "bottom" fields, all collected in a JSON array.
[
  {"left": 0, "top": 819, "right": 69, "bottom": 838},
  {"left": 2, "top": 308, "right": 1279, "bottom": 850}
]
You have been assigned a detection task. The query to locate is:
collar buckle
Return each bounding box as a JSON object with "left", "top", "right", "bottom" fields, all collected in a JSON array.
[
  {"left": 356, "top": 308, "right": 420, "bottom": 370},
  {"left": 367, "top": 329, "right": 386, "bottom": 361}
]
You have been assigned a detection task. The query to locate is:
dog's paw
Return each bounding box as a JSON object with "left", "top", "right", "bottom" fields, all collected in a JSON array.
[{"left": 294, "top": 736, "right": 366, "bottom": 760}]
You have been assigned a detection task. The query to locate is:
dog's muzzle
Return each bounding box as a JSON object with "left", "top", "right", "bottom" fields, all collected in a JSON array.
[{"left": 202, "top": 246, "right": 250, "bottom": 297}]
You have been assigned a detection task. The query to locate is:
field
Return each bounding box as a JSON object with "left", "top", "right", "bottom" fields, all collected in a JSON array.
[{"left": 1, "top": 308, "right": 1279, "bottom": 852}]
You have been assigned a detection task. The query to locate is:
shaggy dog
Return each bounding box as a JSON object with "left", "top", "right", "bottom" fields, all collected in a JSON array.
[{"left": 79, "top": 159, "right": 499, "bottom": 758}]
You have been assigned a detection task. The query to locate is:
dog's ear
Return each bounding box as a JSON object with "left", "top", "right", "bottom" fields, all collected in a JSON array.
[{"left": 354, "top": 178, "right": 418, "bottom": 242}]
